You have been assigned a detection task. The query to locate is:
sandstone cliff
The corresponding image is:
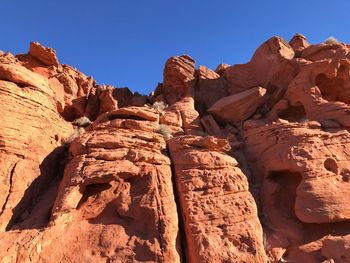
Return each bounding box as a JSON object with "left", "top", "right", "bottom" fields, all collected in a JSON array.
[{"left": 1, "top": 35, "right": 350, "bottom": 262}]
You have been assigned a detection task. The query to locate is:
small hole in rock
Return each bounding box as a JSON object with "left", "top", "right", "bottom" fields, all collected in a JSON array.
[{"left": 324, "top": 158, "right": 338, "bottom": 174}]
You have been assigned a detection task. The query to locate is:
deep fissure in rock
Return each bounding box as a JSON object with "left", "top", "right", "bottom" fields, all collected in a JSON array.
[
  {"left": 0, "top": 162, "right": 18, "bottom": 217},
  {"left": 166, "top": 145, "right": 187, "bottom": 263}
]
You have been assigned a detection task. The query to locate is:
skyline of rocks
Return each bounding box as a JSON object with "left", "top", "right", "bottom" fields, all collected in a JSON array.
[{"left": 1, "top": 34, "right": 350, "bottom": 262}]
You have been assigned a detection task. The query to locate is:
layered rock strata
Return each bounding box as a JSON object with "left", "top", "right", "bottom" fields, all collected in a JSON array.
[{"left": 1, "top": 35, "right": 350, "bottom": 263}]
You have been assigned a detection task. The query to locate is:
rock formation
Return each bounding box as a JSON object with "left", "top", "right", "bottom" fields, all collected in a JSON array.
[{"left": 1, "top": 35, "right": 350, "bottom": 262}]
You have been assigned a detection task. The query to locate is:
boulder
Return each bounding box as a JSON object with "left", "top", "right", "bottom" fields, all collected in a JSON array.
[
  {"left": 208, "top": 86, "right": 267, "bottom": 124},
  {"left": 163, "top": 55, "right": 195, "bottom": 98},
  {"left": 289, "top": 34, "right": 310, "bottom": 55},
  {"left": 286, "top": 59, "right": 350, "bottom": 127},
  {"left": 29, "top": 42, "right": 59, "bottom": 66},
  {"left": 0, "top": 62, "right": 52, "bottom": 95}
]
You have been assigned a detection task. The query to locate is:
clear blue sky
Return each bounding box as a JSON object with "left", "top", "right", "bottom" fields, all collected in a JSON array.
[{"left": 1, "top": 1, "right": 350, "bottom": 95}]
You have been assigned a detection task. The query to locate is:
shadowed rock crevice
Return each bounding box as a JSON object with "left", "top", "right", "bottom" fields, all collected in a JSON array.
[
  {"left": 167, "top": 146, "right": 187, "bottom": 263},
  {"left": 76, "top": 182, "right": 112, "bottom": 210},
  {"left": 266, "top": 170, "right": 302, "bottom": 221},
  {"left": 315, "top": 65, "right": 350, "bottom": 104},
  {"left": 6, "top": 146, "right": 68, "bottom": 231},
  {"left": 107, "top": 113, "right": 148, "bottom": 121},
  {"left": 278, "top": 103, "right": 306, "bottom": 122},
  {"left": 262, "top": 171, "right": 302, "bottom": 260}
]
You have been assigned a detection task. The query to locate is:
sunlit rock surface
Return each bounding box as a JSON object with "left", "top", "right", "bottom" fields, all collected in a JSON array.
[{"left": 1, "top": 36, "right": 350, "bottom": 262}]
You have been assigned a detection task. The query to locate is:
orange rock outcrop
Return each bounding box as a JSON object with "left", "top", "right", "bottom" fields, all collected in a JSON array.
[{"left": 1, "top": 36, "right": 350, "bottom": 262}]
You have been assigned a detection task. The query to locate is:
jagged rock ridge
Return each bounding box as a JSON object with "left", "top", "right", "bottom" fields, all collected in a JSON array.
[{"left": 1, "top": 34, "right": 350, "bottom": 262}]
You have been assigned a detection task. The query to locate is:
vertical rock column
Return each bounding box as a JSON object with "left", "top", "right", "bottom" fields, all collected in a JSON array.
[
  {"left": 167, "top": 135, "right": 267, "bottom": 263},
  {"left": 48, "top": 107, "right": 182, "bottom": 262}
]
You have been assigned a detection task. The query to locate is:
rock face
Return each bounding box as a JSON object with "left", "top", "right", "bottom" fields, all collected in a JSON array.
[
  {"left": 49, "top": 108, "right": 180, "bottom": 262},
  {"left": 1, "top": 35, "right": 350, "bottom": 263},
  {"left": 0, "top": 52, "right": 73, "bottom": 233},
  {"left": 168, "top": 136, "right": 267, "bottom": 263}
]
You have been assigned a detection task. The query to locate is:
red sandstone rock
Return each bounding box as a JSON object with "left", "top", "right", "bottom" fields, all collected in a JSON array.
[
  {"left": 159, "top": 96, "right": 202, "bottom": 136},
  {"left": 0, "top": 106, "right": 181, "bottom": 262},
  {"left": 29, "top": 42, "right": 59, "bottom": 66},
  {"left": 0, "top": 66, "right": 73, "bottom": 233},
  {"left": 93, "top": 106, "right": 158, "bottom": 127},
  {"left": 208, "top": 86, "right": 267, "bottom": 124},
  {"left": 0, "top": 51, "right": 18, "bottom": 64},
  {"left": 163, "top": 55, "right": 195, "bottom": 98},
  {"left": 168, "top": 135, "right": 267, "bottom": 262},
  {"left": 0, "top": 62, "right": 53, "bottom": 96},
  {"left": 289, "top": 33, "right": 310, "bottom": 55},
  {"left": 224, "top": 36, "right": 298, "bottom": 93},
  {"left": 301, "top": 42, "right": 349, "bottom": 61},
  {"left": 285, "top": 59, "right": 350, "bottom": 127},
  {"left": 2, "top": 35, "right": 350, "bottom": 263},
  {"left": 321, "top": 235, "right": 350, "bottom": 262},
  {"left": 215, "top": 63, "right": 230, "bottom": 76},
  {"left": 197, "top": 65, "right": 220, "bottom": 79},
  {"left": 244, "top": 122, "right": 350, "bottom": 261},
  {"left": 195, "top": 65, "right": 229, "bottom": 110},
  {"left": 50, "top": 118, "right": 180, "bottom": 262},
  {"left": 200, "top": 114, "right": 222, "bottom": 136},
  {"left": 245, "top": 123, "right": 350, "bottom": 222},
  {"left": 111, "top": 87, "right": 147, "bottom": 108}
]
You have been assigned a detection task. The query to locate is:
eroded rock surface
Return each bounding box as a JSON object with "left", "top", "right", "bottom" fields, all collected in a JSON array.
[
  {"left": 0, "top": 106, "right": 181, "bottom": 262},
  {"left": 2, "top": 35, "right": 350, "bottom": 263},
  {"left": 168, "top": 136, "right": 267, "bottom": 263},
  {"left": 208, "top": 86, "right": 267, "bottom": 124}
]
